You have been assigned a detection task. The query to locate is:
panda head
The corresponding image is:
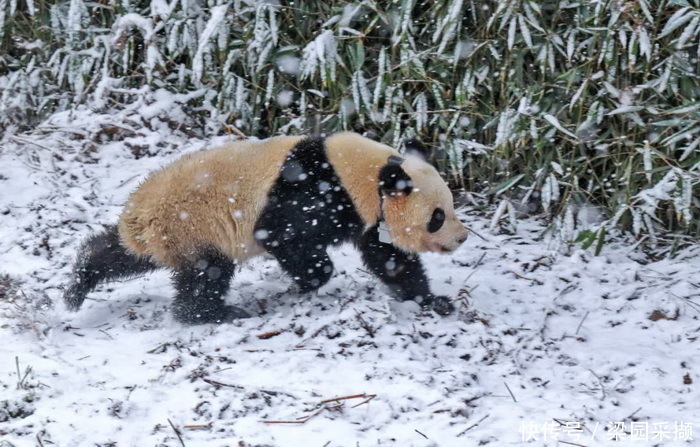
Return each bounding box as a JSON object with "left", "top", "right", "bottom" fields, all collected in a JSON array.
[{"left": 378, "top": 153, "right": 468, "bottom": 254}]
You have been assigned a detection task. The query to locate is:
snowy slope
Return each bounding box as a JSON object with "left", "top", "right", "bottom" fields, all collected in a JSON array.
[{"left": 1, "top": 108, "right": 698, "bottom": 447}]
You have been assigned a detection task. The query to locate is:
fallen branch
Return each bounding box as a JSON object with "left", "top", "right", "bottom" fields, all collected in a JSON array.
[
  {"left": 167, "top": 418, "right": 186, "bottom": 447},
  {"left": 226, "top": 124, "right": 247, "bottom": 139},
  {"left": 503, "top": 381, "right": 517, "bottom": 403},
  {"left": 257, "top": 329, "right": 285, "bottom": 339},
  {"left": 263, "top": 393, "right": 377, "bottom": 425},
  {"left": 320, "top": 393, "right": 376, "bottom": 406},
  {"left": 355, "top": 312, "right": 376, "bottom": 338},
  {"left": 201, "top": 378, "right": 244, "bottom": 390},
  {"left": 458, "top": 414, "right": 490, "bottom": 437},
  {"left": 184, "top": 423, "right": 213, "bottom": 430},
  {"left": 351, "top": 394, "right": 377, "bottom": 408},
  {"left": 262, "top": 407, "right": 326, "bottom": 425},
  {"left": 147, "top": 342, "right": 171, "bottom": 354},
  {"left": 415, "top": 429, "right": 429, "bottom": 439}
]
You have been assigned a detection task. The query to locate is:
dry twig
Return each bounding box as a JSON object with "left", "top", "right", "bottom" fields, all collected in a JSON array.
[
  {"left": 415, "top": 429, "right": 429, "bottom": 439},
  {"left": 457, "top": 414, "right": 490, "bottom": 437},
  {"left": 503, "top": 381, "right": 517, "bottom": 403},
  {"left": 184, "top": 423, "right": 213, "bottom": 430},
  {"left": 167, "top": 418, "right": 186, "bottom": 447},
  {"left": 257, "top": 329, "right": 285, "bottom": 339},
  {"left": 263, "top": 393, "right": 377, "bottom": 424},
  {"left": 202, "top": 378, "right": 244, "bottom": 390}
]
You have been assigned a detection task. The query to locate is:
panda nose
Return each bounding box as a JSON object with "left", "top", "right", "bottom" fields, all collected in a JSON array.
[{"left": 457, "top": 235, "right": 467, "bottom": 244}]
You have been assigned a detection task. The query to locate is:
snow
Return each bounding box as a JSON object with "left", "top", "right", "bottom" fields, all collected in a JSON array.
[
  {"left": 275, "top": 55, "right": 301, "bottom": 75},
  {"left": 114, "top": 13, "right": 156, "bottom": 43},
  {"left": 299, "top": 30, "right": 339, "bottom": 84},
  {"left": 192, "top": 3, "right": 229, "bottom": 84},
  {"left": 1, "top": 108, "right": 699, "bottom": 446}
]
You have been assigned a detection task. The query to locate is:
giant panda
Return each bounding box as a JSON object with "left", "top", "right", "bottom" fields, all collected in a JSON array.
[{"left": 63, "top": 132, "right": 469, "bottom": 324}]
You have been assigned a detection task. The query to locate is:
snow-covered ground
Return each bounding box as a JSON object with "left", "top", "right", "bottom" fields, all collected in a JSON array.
[{"left": 1, "top": 107, "right": 698, "bottom": 446}]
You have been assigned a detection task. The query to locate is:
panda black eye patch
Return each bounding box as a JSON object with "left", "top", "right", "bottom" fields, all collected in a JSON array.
[{"left": 428, "top": 208, "right": 445, "bottom": 233}]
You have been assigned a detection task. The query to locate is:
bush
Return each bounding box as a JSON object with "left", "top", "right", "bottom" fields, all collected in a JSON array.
[{"left": 1, "top": 0, "right": 699, "bottom": 243}]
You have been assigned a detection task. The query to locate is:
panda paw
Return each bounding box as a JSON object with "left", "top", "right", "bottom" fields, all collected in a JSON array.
[
  {"left": 63, "top": 281, "right": 87, "bottom": 312},
  {"left": 292, "top": 268, "right": 334, "bottom": 294},
  {"left": 421, "top": 295, "right": 455, "bottom": 316},
  {"left": 173, "top": 305, "right": 250, "bottom": 325},
  {"left": 223, "top": 305, "right": 251, "bottom": 321}
]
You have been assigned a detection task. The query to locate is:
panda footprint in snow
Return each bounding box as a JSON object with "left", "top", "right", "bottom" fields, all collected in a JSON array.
[{"left": 63, "top": 132, "right": 469, "bottom": 324}]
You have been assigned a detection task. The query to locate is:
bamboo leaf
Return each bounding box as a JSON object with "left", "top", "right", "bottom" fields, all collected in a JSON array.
[
  {"left": 607, "top": 105, "right": 645, "bottom": 116},
  {"left": 543, "top": 114, "right": 577, "bottom": 139},
  {"left": 486, "top": 174, "right": 526, "bottom": 196},
  {"left": 507, "top": 16, "right": 517, "bottom": 49},
  {"left": 518, "top": 15, "right": 533, "bottom": 49},
  {"left": 658, "top": 7, "right": 693, "bottom": 38},
  {"left": 677, "top": 15, "right": 700, "bottom": 48}
]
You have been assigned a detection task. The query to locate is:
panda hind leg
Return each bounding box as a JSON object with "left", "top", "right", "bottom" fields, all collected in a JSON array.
[
  {"left": 64, "top": 225, "right": 159, "bottom": 311},
  {"left": 171, "top": 248, "right": 249, "bottom": 324}
]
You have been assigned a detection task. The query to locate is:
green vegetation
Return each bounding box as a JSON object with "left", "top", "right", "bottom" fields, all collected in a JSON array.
[{"left": 1, "top": 0, "right": 699, "bottom": 243}]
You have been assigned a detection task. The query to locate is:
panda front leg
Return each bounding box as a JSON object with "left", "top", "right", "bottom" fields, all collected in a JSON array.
[
  {"left": 356, "top": 225, "right": 455, "bottom": 316},
  {"left": 171, "top": 249, "right": 250, "bottom": 324},
  {"left": 264, "top": 241, "right": 334, "bottom": 293}
]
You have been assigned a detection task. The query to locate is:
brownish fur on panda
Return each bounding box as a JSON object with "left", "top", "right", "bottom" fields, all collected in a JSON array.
[
  {"left": 64, "top": 132, "right": 468, "bottom": 324},
  {"left": 119, "top": 136, "right": 303, "bottom": 267}
]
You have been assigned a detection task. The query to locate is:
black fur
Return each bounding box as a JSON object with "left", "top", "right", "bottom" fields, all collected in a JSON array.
[
  {"left": 357, "top": 224, "right": 454, "bottom": 315},
  {"left": 428, "top": 208, "right": 446, "bottom": 233},
  {"left": 171, "top": 248, "right": 248, "bottom": 324},
  {"left": 404, "top": 138, "right": 432, "bottom": 160},
  {"left": 378, "top": 163, "right": 413, "bottom": 196},
  {"left": 255, "top": 137, "right": 364, "bottom": 292},
  {"left": 357, "top": 224, "right": 431, "bottom": 300},
  {"left": 64, "top": 226, "right": 246, "bottom": 323},
  {"left": 63, "top": 225, "right": 159, "bottom": 311}
]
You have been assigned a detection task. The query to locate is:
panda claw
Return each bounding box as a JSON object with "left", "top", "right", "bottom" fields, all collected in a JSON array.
[
  {"left": 63, "top": 282, "right": 86, "bottom": 312},
  {"left": 421, "top": 295, "right": 455, "bottom": 316}
]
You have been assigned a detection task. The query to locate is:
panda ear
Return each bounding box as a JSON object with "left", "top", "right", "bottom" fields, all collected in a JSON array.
[
  {"left": 404, "top": 138, "right": 432, "bottom": 161},
  {"left": 379, "top": 163, "right": 414, "bottom": 197}
]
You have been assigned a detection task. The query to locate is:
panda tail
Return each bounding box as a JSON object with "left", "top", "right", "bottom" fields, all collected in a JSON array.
[{"left": 63, "top": 224, "right": 159, "bottom": 311}]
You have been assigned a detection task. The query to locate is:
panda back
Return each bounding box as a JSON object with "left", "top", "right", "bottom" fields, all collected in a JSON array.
[{"left": 118, "top": 136, "right": 304, "bottom": 266}]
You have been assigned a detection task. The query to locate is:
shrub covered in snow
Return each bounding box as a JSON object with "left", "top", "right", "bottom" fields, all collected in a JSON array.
[{"left": 1, "top": 0, "right": 699, "bottom": 242}]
